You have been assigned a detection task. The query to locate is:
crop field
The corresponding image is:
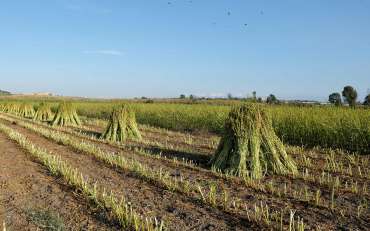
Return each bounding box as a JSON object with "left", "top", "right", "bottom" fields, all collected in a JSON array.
[
  {"left": 1, "top": 99, "right": 369, "bottom": 153},
  {"left": 0, "top": 100, "right": 369, "bottom": 230}
]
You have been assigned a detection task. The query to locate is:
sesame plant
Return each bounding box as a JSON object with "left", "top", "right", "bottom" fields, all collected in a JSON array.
[
  {"left": 5, "top": 103, "right": 21, "bottom": 115},
  {"left": 19, "top": 103, "right": 35, "bottom": 118},
  {"left": 210, "top": 104, "right": 297, "bottom": 179},
  {"left": 101, "top": 104, "right": 141, "bottom": 142},
  {"left": 34, "top": 102, "right": 54, "bottom": 121},
  {"left": 51, "top": 102, "right": 81, "bottom": 126}
]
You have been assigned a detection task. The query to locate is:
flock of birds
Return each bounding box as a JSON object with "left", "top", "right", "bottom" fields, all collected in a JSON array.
[{"left": 166, "top": 1, "right": 265, "bottom": 29}]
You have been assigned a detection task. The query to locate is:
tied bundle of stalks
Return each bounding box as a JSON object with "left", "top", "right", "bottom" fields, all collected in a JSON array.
[
  {"left": 101, "top": 104, "right": 141, "bottom": 142},
  {"left": 34, "top": 103, "right": 54, "bottom": 121},
  {"left": 0, "top": 104, "right": 5, "bottom": 112},
  {"left": 19, "top": 103, "right": 35, "bottom": 118},
  {"left": 210, "top": 104, "right": 297, "bottom": 179},
  {"left": 51, "top": 102, "right": 81, "bottom": 126},
  {"left": 6, "top": 103, "right": 21, "bottom": 115}
]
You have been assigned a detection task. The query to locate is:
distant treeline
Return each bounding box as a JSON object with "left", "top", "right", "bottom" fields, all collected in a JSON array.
[{"left": 0, "top": 90, "right": 11, "bottom": 95}]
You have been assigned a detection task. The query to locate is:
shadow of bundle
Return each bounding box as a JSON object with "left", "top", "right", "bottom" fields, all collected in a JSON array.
[
  {"left": 34, "top": 103, "right": 54, "bottom": 122},
  {"left": 51, "top": 102, "right": 81, "bottom": 126},
  {"left": 19, "top": 103, "right": 35, "bottom": 118},
  {"left": 101, "top": 104, "right": 141, "bottom": 142},
  {"left": 210, "top": 104, "right": 297, "bottom": 179}
]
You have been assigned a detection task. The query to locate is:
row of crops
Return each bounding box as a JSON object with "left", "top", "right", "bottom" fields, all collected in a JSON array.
[
  {"left": 0, "top": 100, "right": 369, "bottom": 153},
  {"left": 75, "top": 101, "right": 370, "bottom": 154}
]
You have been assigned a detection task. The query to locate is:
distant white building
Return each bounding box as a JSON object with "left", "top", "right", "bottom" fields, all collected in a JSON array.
[{"left": 32, "top": 92, "right": 53, "bottom": 96}]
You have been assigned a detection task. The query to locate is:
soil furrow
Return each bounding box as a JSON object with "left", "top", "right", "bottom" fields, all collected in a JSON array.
[
  {"left": 0, "top": 118, "right": 254, "bottom": 230},
  {"left": 71, "top": 124, "right": 368, "bottom": 221},
  {"left": 0, "top": 132, "right": 117, "bottom": 230},
  {"left": 1, "top": 114, "right": 369, "bottom": 230}
]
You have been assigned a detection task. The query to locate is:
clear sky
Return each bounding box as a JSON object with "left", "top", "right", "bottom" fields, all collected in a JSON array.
[{"left": 1, "top": 0, "right": 369, "bottom": 100}]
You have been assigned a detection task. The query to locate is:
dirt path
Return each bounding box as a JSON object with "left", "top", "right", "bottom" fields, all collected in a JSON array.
[
  {"left": 0, "top": 132, "right": 117, "bottom": 230},
  {"left": 0, "top": 119, "right": 254, "bottom": 230}
]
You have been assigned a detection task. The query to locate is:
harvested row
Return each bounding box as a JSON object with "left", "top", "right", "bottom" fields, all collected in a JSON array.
[
  {"left": 83, "top": 116, "right": 370, "bottom": 179},
  {"left": 0, "top": 116, "right": 255, "bottom": 230},
  {"left": 0, "top": 123, "right": 162, "bottom": 231},
  {"left": 1, "top": 113, "right": 368, "bottom": 229},
  {"left": 73, "top": 116, "right": 370, "bottom": 205},
  {"left": 0, "top": 131, "right": 115, "bottom": 230}
]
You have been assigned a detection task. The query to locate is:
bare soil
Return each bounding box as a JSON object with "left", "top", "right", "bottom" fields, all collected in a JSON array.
[
  {"left": 0, "top": 118, "right": 256, "bottom": 230},
  {"left": 0, "top": 132, "right": 117, "bottom": 230}
]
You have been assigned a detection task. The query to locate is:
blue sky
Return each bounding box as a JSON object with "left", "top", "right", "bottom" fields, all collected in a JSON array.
[{"left": 0, "top": 0, "right": 369, "bottom": 100}]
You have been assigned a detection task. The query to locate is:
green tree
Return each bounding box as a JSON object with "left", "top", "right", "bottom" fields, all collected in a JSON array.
[
  {"left": 252, "top": 91, "right": 257, "bottom": 100},
  {"left": 179, "top": 94, "right": 186, "bottom": 99},
  {"left": 342, "top": 86, "right": 358, "bottom": 107},
  {"left": 266, "top": 94, "right": 278, "bottom": 104},
  {"left": 364, "top": 94, "right": 370, "bottom": 106},
  {"left": 328, "top": 92, "right": 342, "bottom": 106}
]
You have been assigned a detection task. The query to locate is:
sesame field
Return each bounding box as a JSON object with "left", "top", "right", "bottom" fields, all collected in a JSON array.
[{"left": 0, "top": 100, "right": 369, "bottom": 230}]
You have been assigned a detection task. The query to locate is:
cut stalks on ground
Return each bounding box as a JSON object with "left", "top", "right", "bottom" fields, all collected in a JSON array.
[{"left": 0, "top": 122, "right": 164, "bottom": 231}]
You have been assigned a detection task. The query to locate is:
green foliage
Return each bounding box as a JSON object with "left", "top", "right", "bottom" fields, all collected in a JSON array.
[
  {"left": 266, "top": 94, "right": 278, "bottom": 104},
  {"left": 252, "top": 91, "right": 257, "bottom": 100},
  {"left": 51, "top": 102, "right": 81, "bottom": 126},
  {"left": 364, "top": 94, "right": 370, "bottom": 106},
  {"left": 34, "top": 102, "right": 54, "bottom": 121},
  {"left": 1, "top": 99, "right": 369, "bottom": 153},
  {"left": 101, "top": 104, "right": 141, "bottom": 142},
  {"left": 71, "top": 102, "right": 370, "bottom": 154},
  {"left": 328, "top": 93, "right": 342, "bottom": 106},
  {"left": 342, "top": 86, "right": 358, "bottom": 107},
  {"left": 210, "top": 104, "right": 297, "bottom": 179}
]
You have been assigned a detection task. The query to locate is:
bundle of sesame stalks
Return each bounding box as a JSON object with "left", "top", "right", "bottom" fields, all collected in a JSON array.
[
  {"left": 33, "top": 103, "right": 54, "bottom": 121},
  {"left": 51, "top": 102, "right": 81, "bottom": 126},
  {"left": 18, "top": 103, "right": 35, "bottom": 118},
  {"left": 101, "top": 104, "right": 141, "bottom": 142},
  {"left": 5, "top": 103, "right": 21, "bottom": 115},
  {"left": 210, "top": 104, "right": 297, "bottom": 179}
]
